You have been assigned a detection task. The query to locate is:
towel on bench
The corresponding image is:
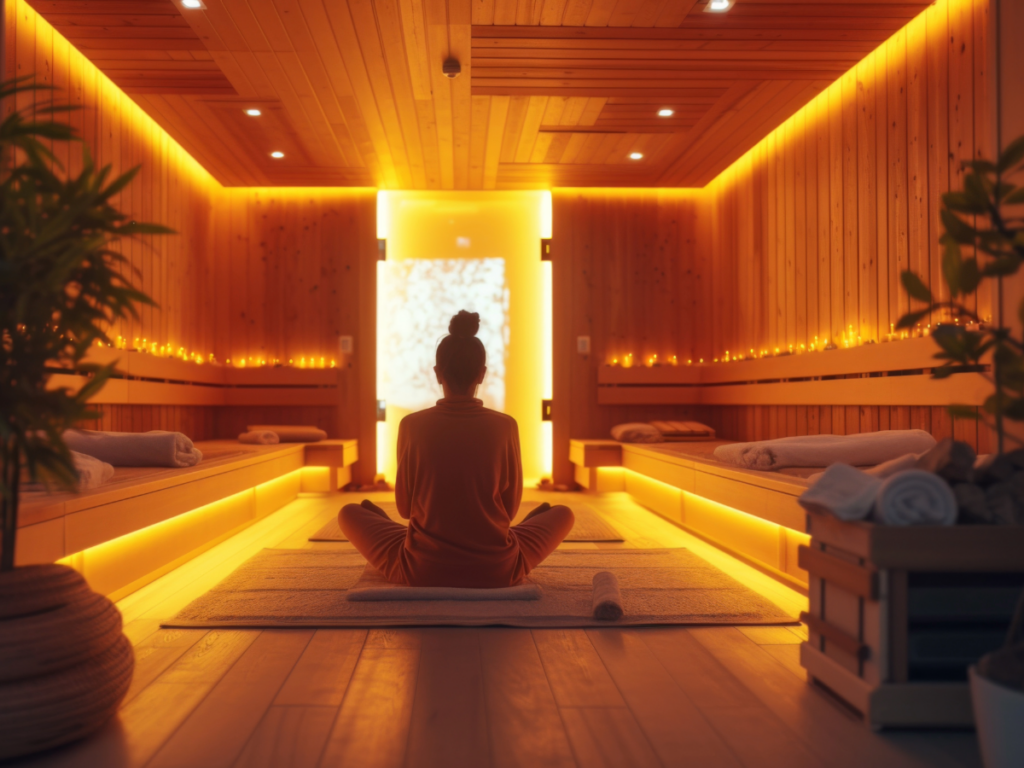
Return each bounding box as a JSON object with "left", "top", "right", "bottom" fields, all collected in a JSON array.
[
  {"left": 247, "top": 425, "right": 327, "bottom": 443},
  {"left": 71, "top": 451, "right": 115, "bottom": 490},
  {"left": 799, "top": 464, "right": 958, "bottom": 525},
  {"left": 64, "top": 429, "right": 203, "bottom": 468},
  {"left": 714, "top": 430, "right": 937, "bottom": 470},
  {"left": 239, "top": 430, "right": 280, "bottom": 445}
]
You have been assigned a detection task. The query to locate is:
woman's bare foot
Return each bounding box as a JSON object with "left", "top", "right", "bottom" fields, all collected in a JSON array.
[
  {"left": 521, "top": 502, "right": 552, "bottom": 523},
  {"left": 360, "top": 499, "right": 390, "bottom": 518}
]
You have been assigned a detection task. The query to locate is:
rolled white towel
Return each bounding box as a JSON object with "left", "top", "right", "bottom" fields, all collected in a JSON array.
[
  {"left": 875, "top": 469, "right": 958, "bottom": 526},
  {"left": 592, "top": 571, "right": 624, "bottom": 621},
  {"left": 71, "top": 451, "right": 115, "bottom": 490},
  {"left": 63, "top": 429, "right": 203, "bottom": 468},
  {"left": 798, "top": 464, "right": 882, "bottom": 521},
  {"left": 239, "top": 430, "right": 280, "bottom": 445},
  {"left": 714, "top": 430, "right": 937, "bottom": 470}
]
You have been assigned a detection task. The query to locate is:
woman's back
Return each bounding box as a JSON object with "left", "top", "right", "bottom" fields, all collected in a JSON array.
[{"left": 396, "top": 396, "right": 522, "bottom": 571}]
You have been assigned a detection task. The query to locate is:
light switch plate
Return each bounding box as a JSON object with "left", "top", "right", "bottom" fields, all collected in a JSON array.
[
  {"left": 339, "top": 335, "right": 354, "bottom": 354},
  {"left": 577, "top": 336, "right": 591, "bottom": 355}
]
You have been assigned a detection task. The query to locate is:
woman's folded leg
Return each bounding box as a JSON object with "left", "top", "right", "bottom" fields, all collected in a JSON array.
[
  {"left": 338, "top": 503, "right": 410, "bottom": 584},
  {"left": 512, "top": 504, "right": 575, "bottom": 572}
]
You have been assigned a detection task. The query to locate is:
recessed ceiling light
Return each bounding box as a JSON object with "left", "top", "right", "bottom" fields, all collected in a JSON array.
[
  {"left": 270, "top": 151, "right": 284, "bottom": 159},
  {"left": 704, "top": 0, "right": 731, "bottom": 11},
  {"left": 629, "top": 152, "right": 643, "bottom": 160},
  {"left": 658, "top": 108, "right": 674, "bottom": 117},
  {"left": 181, "top": 0, "right": 203, "bottom": 8},
  {"left": 245, "top": 108, "right": 261, "bottom": 117}
]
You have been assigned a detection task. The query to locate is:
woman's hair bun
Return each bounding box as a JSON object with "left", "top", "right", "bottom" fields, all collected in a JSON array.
[{"left": 449, "top": 310, "right": 480, "bottom": 338}]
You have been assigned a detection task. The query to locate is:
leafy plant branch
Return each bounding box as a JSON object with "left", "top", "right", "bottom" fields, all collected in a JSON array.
[
  {"left": 898, "top": 133, "right": 1024, "bottom": 455},
  {"left": 1, "top": 77, "right": 172, "bottom": 571}
]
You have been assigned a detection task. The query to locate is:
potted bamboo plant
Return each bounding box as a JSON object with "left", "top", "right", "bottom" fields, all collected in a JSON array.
[
  {"left": 897, "top": 134, "right": 1024, "bottom": 766},
  {"left": 0, "top": 78, "right": 171, "bottom": 760}
]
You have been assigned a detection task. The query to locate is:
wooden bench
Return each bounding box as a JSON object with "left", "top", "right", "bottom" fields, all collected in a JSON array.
[
  {"left": 570, "top": 438, "right": 811, "bottom": 587},
  {"left": 14, "top": 438, "right": 358, "bottom": 599}
]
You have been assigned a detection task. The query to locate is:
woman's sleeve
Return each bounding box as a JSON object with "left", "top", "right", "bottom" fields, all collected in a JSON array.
[
  {"left": 395, "top": 418, "right": 413, "bottom": 520},
  {"left": 502, "top": 420, "right": 523, "bottom": 522}
]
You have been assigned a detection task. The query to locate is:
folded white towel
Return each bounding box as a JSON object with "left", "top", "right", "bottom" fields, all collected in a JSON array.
[
  {"left": 808, "top": 451, "right": 925, "bottom": 483},
  {"left": 714, "top": 430, "right": 937, "bottom": 470},
  {"left": 71, "top": 450, "right": 115, "bottom": 490},
  {"left": 798, "top": 464, "right": 882, "bottom": 521},
  {"left": 876, "top": 469, "right": 958, "bottom": 526},
  {"left": 63, "top": 429, "right": 203, "bottom": 468},
  {"left": 246, "top": 425, "right": 326, "bottom": 443},
  {"left": 239, "top": 431, "right": 280, "bottom": 445}
]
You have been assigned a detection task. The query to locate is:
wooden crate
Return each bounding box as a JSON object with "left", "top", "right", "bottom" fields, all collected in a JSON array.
[{"left": 799, "top": 512, "right": 1024, "bottom": 729}]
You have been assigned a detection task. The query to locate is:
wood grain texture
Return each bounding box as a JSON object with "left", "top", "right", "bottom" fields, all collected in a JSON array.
[
  {"left": 19, "top": 0, "right": 934, "bottom": 188},
  {"left": 551, "top": 0, "right": 992, "bottom": 482}
]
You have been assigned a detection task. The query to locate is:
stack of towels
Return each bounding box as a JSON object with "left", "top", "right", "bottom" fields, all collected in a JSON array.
[
  {"left": 64, "top": 429, "right": 204, "bottom": 469},
  {"left": 43, "top": 429, "right": 205, "bottom": 492},
  {"left": 715, "top": 430, "right": 964, "bottom": 526},
  {"left": 238, "top": 425, "right": 327, "bottom": 444}
]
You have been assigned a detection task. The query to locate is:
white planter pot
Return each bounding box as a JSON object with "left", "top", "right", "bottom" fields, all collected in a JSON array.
[{"left": 970, "top": 665, "right": 1024, "bottom": 768}]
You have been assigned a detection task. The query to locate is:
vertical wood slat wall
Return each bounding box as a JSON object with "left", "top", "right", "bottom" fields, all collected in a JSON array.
[
  {"left": 552, "top": 0, "right": 994, "bottom": 484},
  {"left": 6, "top": 1, "right": 379, "bottom": 478},
  {"left": 5, "top": 0, "right": 218, "bottom": 357},
  {"left": 210, "top": 189, "right": 379, "bottom": 482}
]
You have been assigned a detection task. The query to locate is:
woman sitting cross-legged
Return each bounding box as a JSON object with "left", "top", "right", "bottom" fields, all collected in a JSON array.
[{"left": 339, "top": 310, "right": 574, "bottom": 588}]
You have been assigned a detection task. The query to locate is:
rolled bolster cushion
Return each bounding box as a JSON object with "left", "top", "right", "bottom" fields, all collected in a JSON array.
[
  {"left": 592, "top": 571, "right": 624, "bottom": 621},
  {"left": 875, "top": 469, "right": 958, "bottom": 526},
  {"left": 246, "top": 425, "right": 327, "bottom": 443},
  {"left": 238, "top": 431, "right": 280, "bottom": 445},
  {"left": 610, "top": 423, "right": 663, "bottom": 444}
]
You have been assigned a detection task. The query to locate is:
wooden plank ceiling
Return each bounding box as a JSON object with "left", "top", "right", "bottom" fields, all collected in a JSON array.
[{"left": 28, "top": 0, "right": 931, "bottom": 188}]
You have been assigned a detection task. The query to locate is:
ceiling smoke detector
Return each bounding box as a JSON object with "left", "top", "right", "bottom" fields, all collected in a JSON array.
[{"left": 442, "top": 58, "right": 462, "bottom": 79}]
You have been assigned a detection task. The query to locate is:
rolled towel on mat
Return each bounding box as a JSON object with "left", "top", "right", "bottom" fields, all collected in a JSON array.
[
  {"left": 714, "top": 430, "right": 937, "bottom": 470},
  {"left": 798, "top": 464, "right": 882, "bottom": 522},
  {"left": 71, "top": 451, "right": 115, "bottom": 490},
  {"left": 239, "top": 431, "right": 280, "bottom": 445},
  {"left": 63, "top": 429, "right": 202, "bottom": 468},
  {"left": 246, "top": 425, "right": 326, "bottom": 443},
  {"left": 876, "top": 469, "right": 958, "bottom": 526},
  {"left": 592, "top": 571, "right": 624, "bottom": 621}
]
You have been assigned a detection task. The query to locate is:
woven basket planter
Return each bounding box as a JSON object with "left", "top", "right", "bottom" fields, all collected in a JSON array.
[{"left": 0, "top": 564, "right": 134, "bottom": 761}]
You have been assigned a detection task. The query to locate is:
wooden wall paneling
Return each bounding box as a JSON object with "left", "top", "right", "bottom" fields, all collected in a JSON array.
[
  {"left": 887, "top": 27, "right": 909, "bottom": 331},
  {"left": 907, "top": 15, "right": 930, "bottom": 329}
]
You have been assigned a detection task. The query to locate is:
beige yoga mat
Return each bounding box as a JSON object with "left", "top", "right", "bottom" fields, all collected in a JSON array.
[
  {"left": 308, "top": 501, "right": 624, "bottom": 543},
  {"left": 162, "top": 548, "right": 795, "bottom": 629}
]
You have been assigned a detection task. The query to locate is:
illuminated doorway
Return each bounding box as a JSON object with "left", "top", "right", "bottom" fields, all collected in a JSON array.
[{"left": 376, "top": 191, "right": 552, "bottom": 484}]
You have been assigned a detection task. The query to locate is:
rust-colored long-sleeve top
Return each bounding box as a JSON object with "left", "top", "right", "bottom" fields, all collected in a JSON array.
[{"left": 395, "top": 395, "right": 524, "bottom": 587}]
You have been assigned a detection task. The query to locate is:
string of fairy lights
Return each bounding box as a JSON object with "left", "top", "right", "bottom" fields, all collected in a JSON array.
[
  {"left": 99, "top": 335, "right": 338, "bottom": 370},
  {"left": 607, "top": 319, "right": 985, "bottom": 368}
]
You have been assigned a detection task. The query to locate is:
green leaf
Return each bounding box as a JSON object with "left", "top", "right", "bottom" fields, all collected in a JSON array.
[
  {"left": 960, "top": 258, "right": 981, "bottom": 294},
  {"left": 901, "top": 270, "right": 933, "bottom": 303},
  {"left": 948, "top": 405, "right": 981, "bottom": 420},
  {"left": 942, "top": 238, "right": 962, "bottom": 297},
  {"left": 896, "top": 308, "right": 931, "bottom": 330},
  {"left": 998, "top": 134, "right": 1024, "bottom": 172},
  {"left": 941, "top": 208, "right": 977, "bottom": 244}
]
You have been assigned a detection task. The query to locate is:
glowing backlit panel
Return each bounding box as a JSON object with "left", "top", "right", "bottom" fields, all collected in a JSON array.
[
  {"left": 377, "top": 258, "right": 509, "bottom": 413},
  {"left": 376, "top": 191, "right": 550, "bottom": 482}
]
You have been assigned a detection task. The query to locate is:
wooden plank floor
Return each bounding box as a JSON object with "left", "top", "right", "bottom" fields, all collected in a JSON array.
[{"left": 11, "top": 491, "right": 981, "bottom": 768}]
